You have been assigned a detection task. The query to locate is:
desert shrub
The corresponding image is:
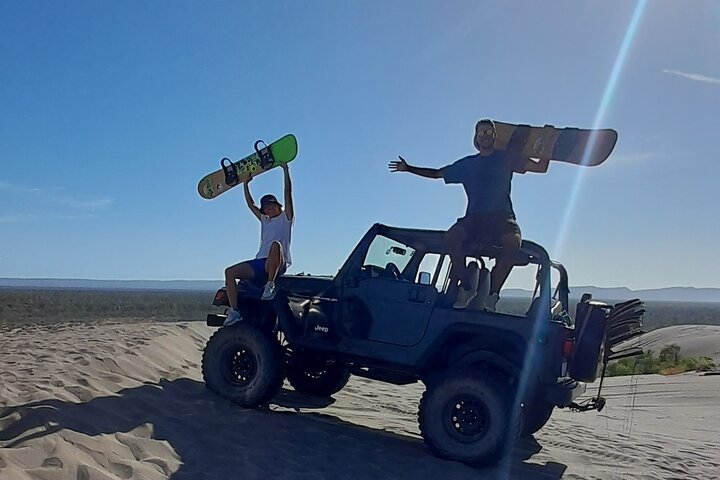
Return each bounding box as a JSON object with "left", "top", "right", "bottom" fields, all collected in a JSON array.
[
  {"left": 606, "top": 345, "right": 716, "bottom": 377},
  {"left": 697, "top": 356, "right": 716, "bottom": 372}
]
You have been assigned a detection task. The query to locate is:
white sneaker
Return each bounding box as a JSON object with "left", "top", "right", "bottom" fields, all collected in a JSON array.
[
  {"left": 484, "top": 293, "right": 499, "bottom": 312},
  {"left": 223, "top": 309, "right": 242, "bottom": 326},
  {"left": 261, "top": 281, "right": 276, "bottom": 301},
  {"left": 453, "top": 287, "right": 477, "bottom": 309}
]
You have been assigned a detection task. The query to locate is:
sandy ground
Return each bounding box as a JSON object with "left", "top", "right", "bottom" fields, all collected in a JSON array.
[{"left": 1, "top": 321, "right": 719, "bottom": 480}]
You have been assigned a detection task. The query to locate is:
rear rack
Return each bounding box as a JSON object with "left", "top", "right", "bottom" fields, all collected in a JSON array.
[{"left": 606, "top": 298, "right": 646, "bottom": 359}]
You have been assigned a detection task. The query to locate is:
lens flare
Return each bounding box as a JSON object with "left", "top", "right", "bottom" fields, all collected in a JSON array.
[{"left": 553, "top": 0, "right": 649, "bottom": 258}]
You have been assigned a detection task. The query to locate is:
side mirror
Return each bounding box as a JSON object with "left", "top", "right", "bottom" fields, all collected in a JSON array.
[{"left": 418, "top": 271, "right": 431, "bottom": 285}]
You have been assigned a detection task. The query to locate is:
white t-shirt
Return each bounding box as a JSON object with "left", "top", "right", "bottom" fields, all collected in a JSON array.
[{"left": 255, "top": 212, "right": 293, "bottom": 266}]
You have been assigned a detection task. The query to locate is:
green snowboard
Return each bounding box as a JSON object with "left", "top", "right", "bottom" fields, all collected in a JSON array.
[{"left": 198, "top": 134, "right": 298, "bottom": 200}]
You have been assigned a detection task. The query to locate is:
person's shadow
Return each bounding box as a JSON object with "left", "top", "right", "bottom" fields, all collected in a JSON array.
[{"left": 0, "top": 379, "right": 567, "bottom": 480}]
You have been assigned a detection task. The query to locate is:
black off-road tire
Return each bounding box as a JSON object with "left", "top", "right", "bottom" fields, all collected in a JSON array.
[
  {"left": 286, "top": 351, "right": 351, "bottom": 397},
  {"left": 202, "top": 324, "right": 284, "bottom": 408},
  {"left": 418, "top": 368, "right": 520, "bottom": 467}
]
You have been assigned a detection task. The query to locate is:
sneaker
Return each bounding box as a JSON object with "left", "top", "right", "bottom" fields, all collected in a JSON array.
[
  {"left": 484, "top": 292, "right": 499, "bottom": 312},
  {"left": 453, "top": 287, "right": 477, "bottom": 309},
  {"left": 261, "top": 281, "right": 276, "bottom": 301},
  {"left": 223, "top": 309, "right": 242, "bottom": 326}
]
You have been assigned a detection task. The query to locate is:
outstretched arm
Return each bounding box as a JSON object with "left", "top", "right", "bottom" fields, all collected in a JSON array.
[
  {"left": 243, "top": 178, "right": 263, "bottom": 220},
  {"left": 388, "top": 156, "right": 442, "bottom": 179},
  {"left": 282, "top": 164, "right": 294, "bottom": 221}
]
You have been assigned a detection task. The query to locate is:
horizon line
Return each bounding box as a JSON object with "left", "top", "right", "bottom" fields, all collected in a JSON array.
[{"left": 1, "top": 277, "right": 719, "bottom": 291}]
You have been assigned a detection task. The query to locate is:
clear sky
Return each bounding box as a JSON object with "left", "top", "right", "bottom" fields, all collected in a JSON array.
[{"left": 1, "top": 1, "right": 719, "bottom": 289}]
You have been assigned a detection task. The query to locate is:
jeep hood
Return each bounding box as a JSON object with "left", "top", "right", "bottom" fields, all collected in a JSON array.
[{"left": 277, "top": 274, "right": 335, "bottom": 298}]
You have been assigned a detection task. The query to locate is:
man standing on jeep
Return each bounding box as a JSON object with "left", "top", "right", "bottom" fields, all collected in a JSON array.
[{"left": 389, "top": 119, "right": 549, "bottom": 310}]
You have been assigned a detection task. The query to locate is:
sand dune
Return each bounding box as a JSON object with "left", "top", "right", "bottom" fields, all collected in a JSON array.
[
  {"left": 1, "top": 321, "right": 719, "bottom": 479},
  {"left": 628, "top": 324, "right": 720, "bottom": 362}
]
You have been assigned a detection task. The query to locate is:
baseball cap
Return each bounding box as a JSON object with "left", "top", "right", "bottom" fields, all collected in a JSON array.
[{"left": 260, "top": 194, "right": 282, "bottom": 212}]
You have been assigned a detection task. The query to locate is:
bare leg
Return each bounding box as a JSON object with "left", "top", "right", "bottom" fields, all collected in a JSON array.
[
  {"left": 445, "top": 222, "right": 468, "bottom": 291},
  {"left": 224, "top": 262, "right": 255, "bottom": 310},
  {"left": 490, "top": 232, "right": 521, "bottom": 295},
  {"left": 264, "top": 241, "right": 285, "bottom": 283}
]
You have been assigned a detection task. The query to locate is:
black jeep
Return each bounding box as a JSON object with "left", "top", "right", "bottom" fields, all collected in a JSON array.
[{"left": 201, "top": 223, "right": 645, "bottom": 466}]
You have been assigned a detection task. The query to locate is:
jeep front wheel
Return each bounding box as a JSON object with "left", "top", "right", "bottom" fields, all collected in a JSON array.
[
  {"left": 202, "top": 324, "right": 284, "bottom": 407},
  {"left": 286, "top": 351, "right": 351, "bottom": 397},
  {"left": 418, "top": 369, "right": 518, "bottom": 466}
]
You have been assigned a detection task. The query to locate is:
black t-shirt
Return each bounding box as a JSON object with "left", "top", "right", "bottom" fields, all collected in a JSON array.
[{"left": 441, "top": 151, "right": 520, "bottom": 217}]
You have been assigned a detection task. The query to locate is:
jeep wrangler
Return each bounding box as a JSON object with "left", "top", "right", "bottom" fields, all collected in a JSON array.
[{"left": 201, "top": 223, "right": 645, "bottom": 466}]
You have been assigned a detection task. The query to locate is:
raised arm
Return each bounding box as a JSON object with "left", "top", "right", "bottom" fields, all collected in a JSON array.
[
  {"left": 388, "top": 156, "right": 442, "bottom": 179},
  {"left": 281, "top": 163, "right": 294, "bottom": 221},
  {"left": 243, "top": 178, "right": 263, "bottom": 220}
]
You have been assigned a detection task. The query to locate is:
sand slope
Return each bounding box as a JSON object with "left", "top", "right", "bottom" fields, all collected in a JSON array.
[
  {"left": 1, "top": 321, "right": 719, "bottom": 479},
  {"left": 629, "top": 324, "right": 720, "bottom": 362}
]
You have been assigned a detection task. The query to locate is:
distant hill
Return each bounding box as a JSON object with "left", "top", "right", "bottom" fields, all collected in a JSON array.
[
  {"left": 568, "top": 286, "right": 720, "bottom": 303},
  {"left": 503, "top": 286, "right": 720, "bottom": 303},
  {"left": 1, "top": 278, "right": 720, "bottom": 303}
]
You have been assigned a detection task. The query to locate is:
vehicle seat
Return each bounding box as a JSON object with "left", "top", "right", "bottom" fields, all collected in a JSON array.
[
  {"left": 525, "top": 296, "right": 562, "bottom": 319},
  {"left": 440, "top": 260, "right": 491, "bottom": 308},
  {"left": 467, "top": 263, "right": 491, "bottom": 311},
  {"left": 385, "top": 262, "right": 410, "bottom": 282}
]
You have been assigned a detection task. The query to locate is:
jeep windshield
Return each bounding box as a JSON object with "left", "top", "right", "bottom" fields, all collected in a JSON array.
[{"left": 362, "top": 234, "right": 416, "bottom": 273}]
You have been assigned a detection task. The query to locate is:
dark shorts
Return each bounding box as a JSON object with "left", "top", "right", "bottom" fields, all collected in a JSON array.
[
  {"left": 246, "top": 257, "right": 287, "bottom": 285},
  {"left": 453, "top": 212, "right": 521, "bottom": 245}
]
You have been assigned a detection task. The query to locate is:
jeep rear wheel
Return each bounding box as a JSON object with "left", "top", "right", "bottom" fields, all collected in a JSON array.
[
  {"left": 286, "top": 350, "right": 351, "bottom": 397},
  {"left": 202, "top": 324, "right": 284, "bottom": 407},
  {"left": 418, "top": 369, "right": 518, "bottom": 466}
]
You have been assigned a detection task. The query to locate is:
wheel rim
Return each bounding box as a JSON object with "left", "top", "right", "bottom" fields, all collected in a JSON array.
[
  {"left": 444, "top": 395, "right": 491, "bottom": 443},
  {"left": 223, "top": 345, "right": 257, "bottom": 386},
  {"left": 303, "top": 360, "right": 331, "bottom": 379},
  {"left": 289, "top": 352, "right": 331, "bottom": 379}
]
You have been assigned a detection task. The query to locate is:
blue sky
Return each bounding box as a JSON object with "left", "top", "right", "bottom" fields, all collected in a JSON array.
[{"left": 1, "top": 0, "right": 719, "bottom": 289}]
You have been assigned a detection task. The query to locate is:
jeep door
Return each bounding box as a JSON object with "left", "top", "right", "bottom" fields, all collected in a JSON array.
[{"left": 341, "top": 234, "right": 438, "bottom": 346}]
